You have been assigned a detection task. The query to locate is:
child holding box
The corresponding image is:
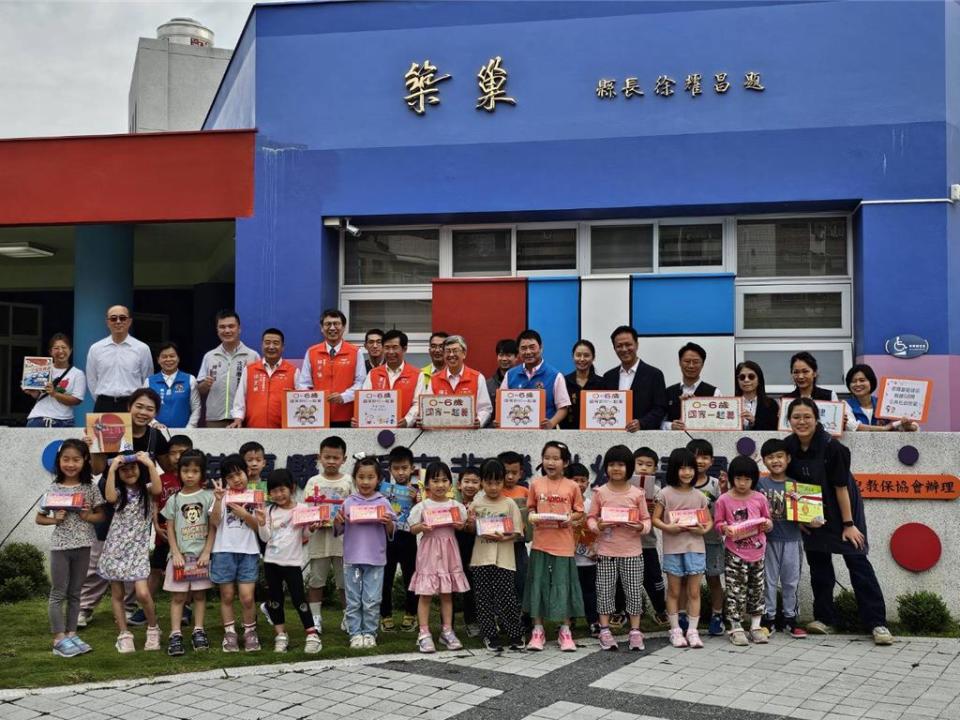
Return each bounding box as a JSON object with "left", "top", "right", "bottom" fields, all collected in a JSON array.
[
  {"left": 713, "top": 456, "right": 773, "bottom": 646},
  {"left": 569, "top": 463, "right": 600, "bottom": 638}
]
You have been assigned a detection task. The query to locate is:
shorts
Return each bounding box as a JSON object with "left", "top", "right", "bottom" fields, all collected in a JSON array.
[
  {"left": 209, "top": 552, "right": 260, "bottom": 585},
  {"left": 307, "top": 556, "right": 344, "bottom": 590},
  {"left": 705, "top": 543, "right": 724, "bottom": 577},
  {"left": 162, "top": 558, "right": 214, "bottom": 593},
  {"left": 150, "top": 542, "right": 170, "bottom": 571},
  {"left": 662, "top": 552, "right": 707, "bottom": 577}
]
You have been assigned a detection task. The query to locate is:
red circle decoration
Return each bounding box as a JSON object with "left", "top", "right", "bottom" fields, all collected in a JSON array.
[{"left": 889, "top": 523, "right": 941, "bottom": 572}]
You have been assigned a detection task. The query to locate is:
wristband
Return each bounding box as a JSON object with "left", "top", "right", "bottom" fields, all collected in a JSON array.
[{"left": 842, "top": 520, "right": 854, "bottom": 528}]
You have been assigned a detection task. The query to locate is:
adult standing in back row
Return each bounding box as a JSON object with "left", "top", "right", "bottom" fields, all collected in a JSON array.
[
  {"left": 500, "top": 329, "right": 570, "bottom": 429},
  {"left": 662, "top": 342, "right": 722, "bottom": 431},
  {"left": 198, "top": 310, "right": 259, "bottom": 428},
  {"left": 297, "top": 309, "right": 366, "bottom": 428},
  {"left": 602, "top": 326, "right": 668, "bottom": 431},
  {"left": 85, "top": 305, "right": 153, "bottom": 413}
]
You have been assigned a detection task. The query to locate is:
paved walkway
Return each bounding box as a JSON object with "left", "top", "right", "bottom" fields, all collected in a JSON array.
[{"left": 3, "top": 633, "right": 960, "bottom": 720}]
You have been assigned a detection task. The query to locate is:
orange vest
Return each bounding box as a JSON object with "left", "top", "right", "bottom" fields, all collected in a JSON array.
[
  {"left": 430, "top": 365, "right": 482, "bottom": 399},
  {"left": 307, "top": 341, "right": 360, "bottom": 423},
  {"left": 244, "top": 359, "right": 297, "bottom": 428},
  {"left": 367, "top": 362, "right": 421, "bottom": 419}
]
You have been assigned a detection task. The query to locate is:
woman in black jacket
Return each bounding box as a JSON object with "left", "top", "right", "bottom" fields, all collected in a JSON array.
[
  {"left": 560, "top": 339, "right": 605, "bottom": 430},
  {"left": 734, "top": 360, "right": 779, "bottom": 430},
  {"left": 783, "top": 351, "right": 837, "bottom": 401}
]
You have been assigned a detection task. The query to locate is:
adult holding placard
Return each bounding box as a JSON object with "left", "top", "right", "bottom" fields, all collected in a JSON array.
[
  {"left": 358, "top": 329, "right": 421, "bottom": 427},
  {"left": 25, "top": 333, "right": 86, "bottom": 427},
  {"left": 734, "top": 360, "right": 779, "bottom": 431},
  {"left": 601, "top": 326, "right": 667, "bottom": 432},
  {"left": 662, "top": 342, "right": 722, "bottom": 430},
  {"left": 561, "top": 339, "right": 605, "bottom": 430},
  {"left": 229, "top": 328, "right": 297, "bottom": 429},
  {"left": 500, "top": 329, "right": 570, "bottom": 429},
  {"left": 412, "top": 335, "right": 492, "bottom": 428},
  {"left": 296, "top": 309, "right": 366, "bottom": 428},
  {"left": 783, "top": 397, "right": 893, "bottom": 646},
  {"left": 85, "top": 305, "right": 153, "bottom": 413},
  {"left": 843, "top": 364, "right": 919, "bottom": 432}
]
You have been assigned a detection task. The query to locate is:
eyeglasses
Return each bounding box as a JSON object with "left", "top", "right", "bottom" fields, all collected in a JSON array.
[
  {"left": 738, "top": 373, "right": 757, "bottom": 381},
  {"left": 108, "top": 315, "right": 129, "bottom": 322}
]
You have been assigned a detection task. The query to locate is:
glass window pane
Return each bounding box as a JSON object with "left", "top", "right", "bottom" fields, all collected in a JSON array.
[
  {"left": 452, "top": 230, "right": 511, "bottom": 275},
  {"left": 659, "top": 224, "right": 723, "bottom": 267},
  {"left": 343, "top": 229, "right": 439, "bottom": 285},
  {"left": 348, "top": 299, "right": 432, "bottom": 334},
  {"left": 590, "top": 225, "right": 653, "bottom": 273},
  {"left": 516, "top": 229, "right": 576, "bottom": 271},
  {"left": 737, "top": 218, "right": 847, "bottom": 277},
  {"left": 0, "top": 305, "right": 10, "bottom": 336},
  {"left": 742, "top": 348, "right": 847, "bottom": 387},
  {"left": 11, "top": 305, "right": 39, "bottom": 336},
  {"left": 743, "top": 292, "right": 843, "bottom": 330}
]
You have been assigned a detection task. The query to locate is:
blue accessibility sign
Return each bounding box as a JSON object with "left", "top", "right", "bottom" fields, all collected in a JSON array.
[{"left": 884, "top": 334, "right": 930, "bottom": 359}]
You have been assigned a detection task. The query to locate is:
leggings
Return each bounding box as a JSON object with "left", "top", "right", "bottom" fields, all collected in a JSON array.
[
  {"left": 472, "top": 565, "right": 523, "bottom": 643},
  {"left": 263, "top": 563, "right": 315, "bottom": 631},
  {"left": 49, "top": 547, "right": 91, "bottom": 634},
  {"left": 381, "top": 531, "right": 417, "bottom": 617}
]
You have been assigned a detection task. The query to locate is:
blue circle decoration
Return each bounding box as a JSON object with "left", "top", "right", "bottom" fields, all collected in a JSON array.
[
  {"left": 898, "top": 445, "right": 919, "bottom": 466},
  {"left": 377, "top": 430, "right": 396, "bottom": 449},
  {"left": 736, "top": 437, "right": 756, "bottom": 457},
  {"left": 42, "top": 440, "right": 64, "bottom": 474}
]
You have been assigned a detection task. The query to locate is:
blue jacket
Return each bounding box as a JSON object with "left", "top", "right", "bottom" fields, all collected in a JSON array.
[
  {"left": 149, "top": 370, "right": 192, "bottom": 428},
  {"left": 505, "top": 361, "right": 562, "bottom": 420},
  {"left": 845, "top": 396, "right": 884, "bottom": 427}
]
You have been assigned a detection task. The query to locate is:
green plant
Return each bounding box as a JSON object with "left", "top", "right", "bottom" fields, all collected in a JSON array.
[
  {"left": 897, "top": 591, "right": 952, "bottom": 634},
  {"left": 834, "top": 589, "right": 860, "bottom": 631},
  {"left": 0, "top": 543, "right": 48, "bottom": 603}
]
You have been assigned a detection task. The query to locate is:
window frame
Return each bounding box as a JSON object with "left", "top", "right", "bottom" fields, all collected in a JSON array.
[
  {"left": 733, "top": 213, "right": 853, "bottom": 280},
  {"left": 735, "top": 281, "right": 852, "bottom": 338},
  {"left": 340, "top": 224, "right": 442, "bottom": 288},
  {"left": 735, "top": 341, "right": 854, "bottom": 396}
]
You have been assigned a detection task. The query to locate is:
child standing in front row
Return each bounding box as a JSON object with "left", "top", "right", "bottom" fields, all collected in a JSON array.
[
  {"left": 713, "top": 456, "right": 773, "bottom": 646},
  {"left": 686, "top": 439, "right": 726, "bottom": 637},
  {"left": 633, "top": 447, "right": 668, "bottom": 624},
  {"left": 257, "top": 469, "right": 322, "bottom": 654},
  {"left": 569, "top": 463, "right": 599, "bottom": 637},
  {"left": 409, "top": 462, "right": 470, "bottom": 653},
  {"left": 37, "top": 439, "right": 105, "bottom": 657},
  {"left": 379, "top": 446, "right": 420, "bottom": 633},
  {"left": 653, "top": 448, "right": 711, "bottom": 649},
  {"left": 335, "top": 456, "right": 396, "bottom": 649},
  {"left": 587, "top": 445, "right": 651, "bottom": 652},
  {"left": 525, "top": 440, "right": 584, "bottom": 652},
  {"left": 455, "top": 466, "right": 481, "bottom": 637},
  {"left": 98, "top": 452, "right": 162, "bottom": 653}
]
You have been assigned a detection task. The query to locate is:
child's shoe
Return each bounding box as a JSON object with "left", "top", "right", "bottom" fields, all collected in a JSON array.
[
  {"left": 380, "top": 616, "right": 395, "bottom": 632},
  {"left": 115, "top": 631, "right": 135, "bottom": 654},
  {"left": 349, "top": 634, "right": 365, "bottom": 649},
  {"left": 77, "top": 609, "right": 93, "bottom": 628},
  {"left": 274, "top": 633, "right": 290, "bottom": 653},
  {"left": 669, "top": 627, "right": 688, "bottom": 648},
  {"left": 526, "top": 626, "right": 546, "bottom": 651},
  {"left": 71, "top": 636, "right": 92, "bottom": 654},
  {"left": 708, "top": 613, "right": 724, "bottom": 637},
  {"left": 509, "top": 638, "right": 526, "bottom": 651},
  {"left": 167, "top": 633, "right": 185, "bottom": 657},
  {"left": 628, "top": 629, "right": 645, "bottom": 652},
  {"left": 598, "top": 627, "right": 618, "bottom": 651},
  {"left": 784, "top": 619, "right": 807, "bottom": 638},
  {"left": 872, "top": 626, "right": 895, "bottom": 646},
  {"left": 761, "top": 616, "right": 776, "bottom": 637},
  {"left": 686, "top": 629, "right": 704, "bottom": 648},
  {"left": 484, "top": 637, "right": 504, "bottom": 653},
  {"left": 127, "top": 608, "right": 147, "bottom": 626},
  {"left": 608, "top": 612, "right": 625, "bottom": 630},
  {"left": 417, "top": 633, "right": 436, "bottom": 654},
  {"left": 243, "top": 627, "right": 261, "bottom": 652},
  {"left": 558, "top": 626, "right": 576, "bottom": 652},
  {"left": 465, "top": 623, "right": 481, "bottom": 638},
  {"left": 362, "top": 634, "right": 377, "bottom": 648},
  {"left": 305, "top": 633, "right": 323, "bottom": 653},
  {"left": 728, "top": 629, "right": 749, "bottom": 646},
  {"left": 750, "top": 628, "right": 769, "bottom": 644},
  {"left": 222, "top": 630, "right": 239, "bottom": 652},
  {"left": 439, "top": 628, "right": 462, "bottom": 651},
  {"left": 805, "top": 620, "right": 832, "bottom": 635},
  {"left": 400, "top": 614, "right": 417, "bottom": 632},
  {"left": 589, "top": 622, "right": 602, "bottom": 638},
  {"left": 191, "top": 628, "right": 210, "bottom": 651},
  {"left": 144, "top": 625, "right": 161, "bottom": 652},
  {"left": 52, "top": 638, "right": 82, "bottom": 658}
]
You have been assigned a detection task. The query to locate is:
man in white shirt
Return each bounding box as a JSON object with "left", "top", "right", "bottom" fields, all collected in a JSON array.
[
  {"left": 296, "top": 309, "right": 366, "bottom": 428},
  {"left": 600, "top": 325, "right": 668, "bottom": 432},
  {"left": 662, "top": 342, "right": 723, "bottom": 430},
  {"left": 412, "top": 335, "right": 492, "bottom": 428},
  {"left": 85, "top": 305, "right": 154, "bottom": 413},
  {"left": 198, "top": 310, "right": 260, "bottom": 428},
  {"left": 499, "top": 329, "right": 571, "bottom": 429}
]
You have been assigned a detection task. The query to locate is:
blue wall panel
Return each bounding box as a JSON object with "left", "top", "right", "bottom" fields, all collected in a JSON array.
[
  {"left": 631, "top": 274, "right": 734, "bottom": 336},
  {"left": 527, "top": 277, "right": 579, "bottom": 374}
]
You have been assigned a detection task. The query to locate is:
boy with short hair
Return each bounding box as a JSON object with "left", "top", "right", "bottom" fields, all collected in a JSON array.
[
  {"left": 758, "top": 439, "right": 809, "bottom": 638},
  {"left": 568, "top": 463, "right": 599, "bottom": 637},
  {"left": 497, "top": 450, "right": 531, "bottom": 634},
  {"left": 456, "top": 467, "right": 482, "bottom": 637},
  {"left": 302, "top": 435, "right": 351, "bottom": 631},
  {"left": 633, "top": 447, "right": 668, "bottom": 624},
  {"left": 240, "top": 441, "right": 267, "bottom": 491},
  {"left": 686, "top": 439, "right": 725, "bottom": 636},
  {"left": 379, "top": 446, "right": 420, "bottom": 632}
]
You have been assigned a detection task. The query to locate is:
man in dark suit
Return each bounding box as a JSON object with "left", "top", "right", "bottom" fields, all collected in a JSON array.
[
  {"left": 601, "top": 325, "right": 668, "bottom": 432},
  {"left": 662, "top": 342, "right": 722, "bottom": 430}
]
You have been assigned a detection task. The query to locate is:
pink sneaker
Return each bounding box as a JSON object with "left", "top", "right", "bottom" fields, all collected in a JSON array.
[
  {"left": 526, "top": 626, "right": 546, "bottom": 651},
  {"left": 558, "top": 626, "right": 576, "bottom": 652},
  {"left": 598, "top": 627, "right": 618, "bottom": 651},
  {"left": 686, "top": 629, "right": 704, "bottom": 648},
  {"left": 628, "top": 629, "right": 645, "bottom": 652},
  {"left": 669, "top": 627, "right": 688, "bottom": 648}
]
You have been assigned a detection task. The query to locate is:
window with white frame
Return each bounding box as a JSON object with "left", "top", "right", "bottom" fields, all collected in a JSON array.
[
  {"left": 586, "top": 220, "right": 726, "bottom": 274},
  {"left": 590, "top": 225, "right": 653, "bottom": 273}
]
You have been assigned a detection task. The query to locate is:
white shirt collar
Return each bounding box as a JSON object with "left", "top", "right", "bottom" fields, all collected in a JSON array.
[{"left": 620, "top": 360, "right": 640, "bottom": 376}]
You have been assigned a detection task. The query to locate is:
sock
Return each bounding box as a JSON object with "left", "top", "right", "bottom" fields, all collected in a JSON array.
[
  {"left": 441, "top": 625, "right": 452, "bottom": 632},
  {"left": 306, "top": 627, "right": 319, "bottom": 636},
  {"left": 688, "top": 615, "right": 700, "bottom": 631},
  {"left": 600, "top": 625, "right": 610, "bottom": 631},
  {"left": 668, "top": 614, "right": 679, "bottom": 630},
  {"left": 559, "top": 623, "right": 569, "bottom": 631},
  {"left": 224, "top": 624, "right": 236, "bottom": 634},
  {"left": 750, "top": 616, "right": 762, "bottom": 630},
  {"left": 309, "top": 602, "right": 322, "bottom": 616},
  {"left": 243, "top": 622, "right": 257, "bottom": 632},
  {"left": 419, "top": 625, "right": 430, "bottom": 635},
  {"left": 194, "top": 626, "right": 203, "bottom": 632},
  {"left": 170, "top": 630, "right": 182, "bottom": 638},
  {"left": 534, "top": 624, "right": 544, "bottom": 632}
]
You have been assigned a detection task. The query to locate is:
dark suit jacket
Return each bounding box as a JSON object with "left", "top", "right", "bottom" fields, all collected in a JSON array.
[
  {"left": 752, "top": 396, "right": 781, "bottom": 431},
  {"left": 601, "top": 360, "right": 668, "bottom": 430}
]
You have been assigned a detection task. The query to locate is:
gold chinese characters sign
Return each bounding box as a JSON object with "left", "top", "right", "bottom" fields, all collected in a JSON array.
[
  {"left": 403, "top": 57, "right": 517, "bottom": 115},
  {"left": 596, "top": 71, "right": 764, "bottom": 99}
]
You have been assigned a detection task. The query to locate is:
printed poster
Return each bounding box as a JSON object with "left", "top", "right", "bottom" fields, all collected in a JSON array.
[
  {"left": 281, "top": 390, "right": 328, "bottom": 429},
  {"left": 419, "top": 394, "right": 476, "bottom": 429},
  {"left": 682, "top": 396, "right": 743, "bottom": 431},
  {"left": 876, "top": 377, "right": 932, "bottom": 424},
  {"left": 579, "top": 390, "right": 632, "bottom": 430},
  {"left": 21, "top": 356, "right": 53, "bottom": 391},
  {"left": 778, "top": 399, "right": 845, "bottom": 437},
  {"left": 85, "top": 413, "right": 134, "bottom": 454},
  {"left": 496, "top": 389, "right": 545, "bottom": 429},
  {"left": 379, "top": 481, "right": 417, "bottom": 530},
  {"left": 355, "top": 389, "right": 400, "bottom": 428}
]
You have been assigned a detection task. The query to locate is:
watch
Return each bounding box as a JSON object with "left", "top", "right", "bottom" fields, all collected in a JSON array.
[{"left": 842, "top": 520, "right": 854, "bottom": 528}]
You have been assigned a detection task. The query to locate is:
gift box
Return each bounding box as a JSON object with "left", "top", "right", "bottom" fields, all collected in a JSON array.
[
  {"left": 476, "top": 516, "right": 515, "bottom": 536},
  {"left": 349, "top": 504, "right": 385, "bottom": 523},
  {"left": 786, "top": 482, "right": 824, "bottom": 524},
  {"left": 172, "top": 555, "right": 209, "bottom": 582},
  {"left": 41, "top": 492, "right": 84, "bottom": 511},
  {"left": 423, "top": 505, "right": 463, "bottom": 528},
  {"left": 293, "top": 503, "right": 331, "bottom": 526},
  {"left": 225, "top": 489, "right": 265, "bottom": 506},
  {"left": 601, "top": 506, "right": 640, "bottom": 525},
  {"left": 529, "top": 511, "right": 569, "bottom": 528},
  {"left": 726, "top": 517, "right": 767, "bottom": 539},
  {"left": 670, "top": 507, "right": 711, "bottom": 527}
]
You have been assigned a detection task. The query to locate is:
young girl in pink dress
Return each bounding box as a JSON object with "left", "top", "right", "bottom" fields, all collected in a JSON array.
[{"left": 408, "top": 461, "right": 470, "bottom": 653}]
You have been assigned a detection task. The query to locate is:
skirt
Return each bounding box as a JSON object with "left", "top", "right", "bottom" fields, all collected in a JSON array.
[
  {"left": 409, "top": 530, "right": 470, "bottom": 595},
  {"left": 523, "top": 549, "right": 585, "bottom": 621}
]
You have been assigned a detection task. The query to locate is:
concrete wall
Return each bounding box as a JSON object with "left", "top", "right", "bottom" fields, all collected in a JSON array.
[{"left": 4, "top": 428, "right": 957, "bottom": 621}]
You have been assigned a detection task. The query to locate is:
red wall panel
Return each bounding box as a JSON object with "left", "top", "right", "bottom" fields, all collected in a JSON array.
[
  {"left": 0, "top": 130, "right": 254, "bottom": 226},
  {"left": 432, "top": 278, "right": 527, "bottom": 378}
]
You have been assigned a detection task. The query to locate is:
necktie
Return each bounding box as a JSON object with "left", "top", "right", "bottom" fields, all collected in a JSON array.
[{"left": 329, "top": 346, "right": 337, "bottom": 359}]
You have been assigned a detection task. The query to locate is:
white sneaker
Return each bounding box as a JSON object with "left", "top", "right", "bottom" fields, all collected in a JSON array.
[
  {"left": 362, "top": 634, "right": 377, "bottom": 648},
  {"left": 274, "top": 633, "right": 289, "bottom": 652},
  {"left": 304, "top": 633, "right": 322, "bottom": 654},
  {"left": 77, "top": 609, "right": 93, "bottom": 628},
  {"left": 349, "top": 634, "right": 365, "bottom": 649}
]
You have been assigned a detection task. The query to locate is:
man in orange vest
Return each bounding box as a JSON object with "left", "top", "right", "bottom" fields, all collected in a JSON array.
[
  {"left": 355, "top": 329, "right": 421, "bottom": 427},
  {"left": 228, "top": 328, "right": 296, "bottom": 428},
  {"left": 296, "top": 309, "right": 367, "bottom": 428},
  {"left": 411, "top": 334, "right": 492, "bottom": 428}
]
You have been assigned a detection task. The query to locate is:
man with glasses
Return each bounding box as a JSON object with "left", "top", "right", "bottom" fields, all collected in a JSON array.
[
  {"left": 412, "top": 335, "right": 492, "bottom": 427},
  {"left": 420, "top": 331, "right": 449, "bottom": 390},
  {"left": 363, "top": 329, "right": 385, "bottom": 372},
  {"left": 85, "top": 305, "right": 154, "bottom": 413},
  {"left": 662, "top": 342, "right": 722, "bottom": 430},
  {"left": 296, "top": 309, "right": 366, "bottom": 428}
]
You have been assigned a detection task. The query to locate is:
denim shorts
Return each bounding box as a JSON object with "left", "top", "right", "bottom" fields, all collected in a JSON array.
[
  {"left": 209, "top": 552, "right": 260, "bottom": 584},
  {"left": 662, "top": 552, "right": 707, "bottom": 577},
  {"left": 704, "top": 543, "right": 725, "bottom": 577}
]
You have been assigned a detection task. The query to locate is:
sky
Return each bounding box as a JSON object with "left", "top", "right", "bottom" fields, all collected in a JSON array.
[{"left": 0, "top": 1, "right": 277, "bottom": 139}]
